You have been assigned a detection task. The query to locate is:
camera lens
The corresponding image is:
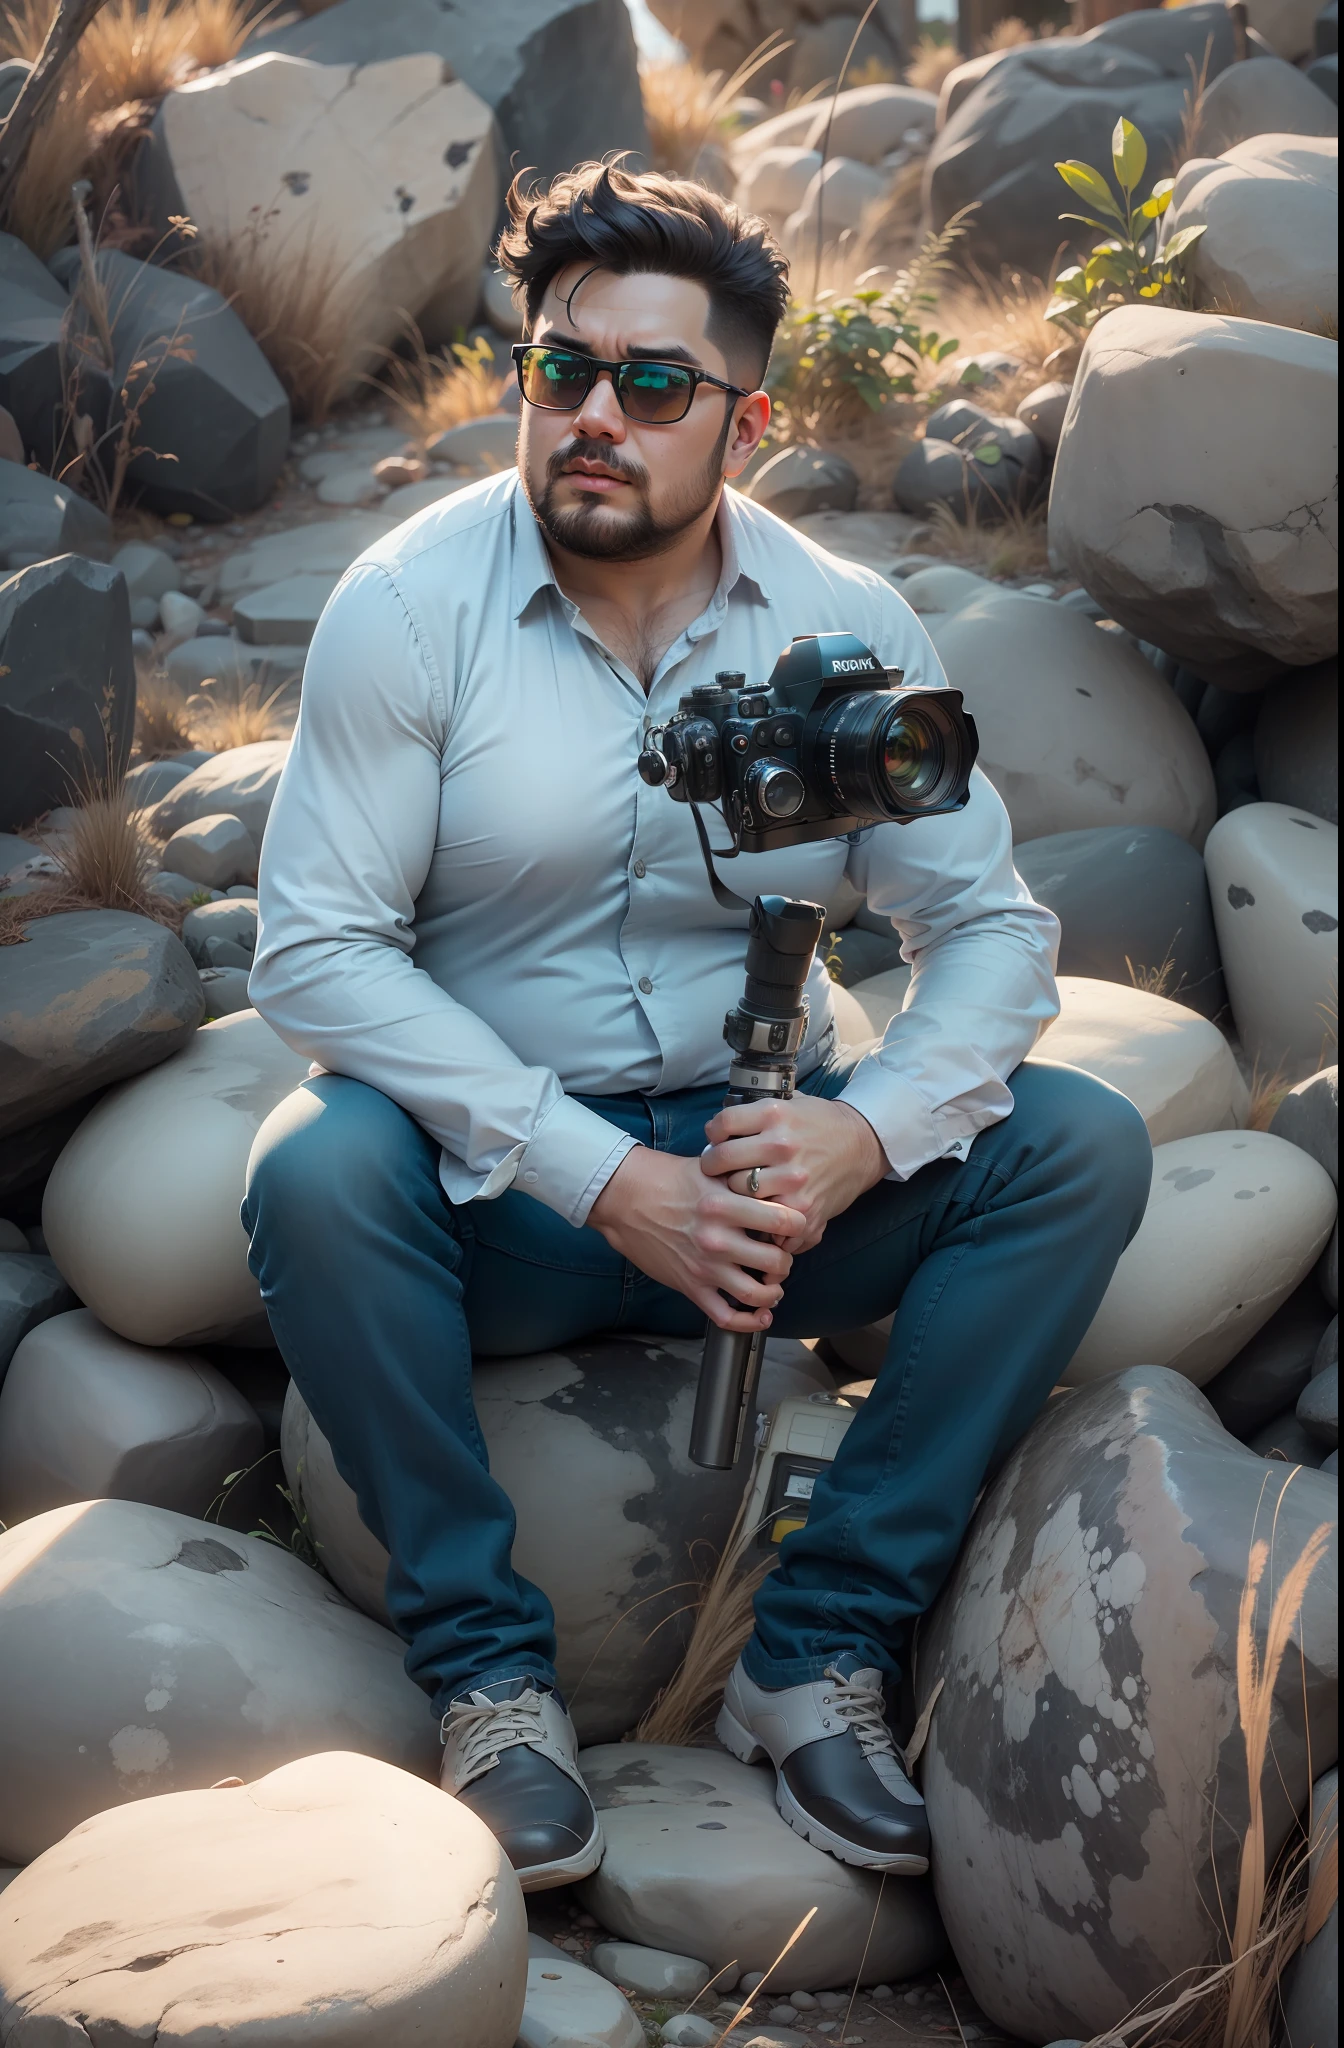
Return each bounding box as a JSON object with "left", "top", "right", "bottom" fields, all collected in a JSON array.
[
  {"left": 810, "top": 690, "right": 972, "bottom": 820},
  {"left": 746, "top": 761, "right": 806, "bottom": 819}
]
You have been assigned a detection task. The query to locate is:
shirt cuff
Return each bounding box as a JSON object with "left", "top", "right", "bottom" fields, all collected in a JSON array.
[
  {"left": 498, "top": 1095, "right": 641, "bottom": 1227},
  {"left": 838, "top": 1061, "right": 988, "bottom": 1181}
]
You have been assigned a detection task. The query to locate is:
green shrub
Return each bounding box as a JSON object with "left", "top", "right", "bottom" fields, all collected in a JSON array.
[{"left": 1047, "top": 117, "right": 1206, "bottom": 337}]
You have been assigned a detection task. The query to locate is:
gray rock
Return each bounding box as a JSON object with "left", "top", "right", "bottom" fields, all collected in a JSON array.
[
  {"left": 146, "top": 869, "right": 220, "bottom": 907},
  {"left": 1255, "top": 660, "right": 1338, "bottom": 825},
  {"left": 1318, "top": 1317, "right": 1338, "bottom": 1375},
  {"left": 217, "top": 514, "right": 396, "bottom": 597},
  {"left": 520, "top": 1935, "right": 644, "bottom": 2048},
  {"left": 0, "top": 1255, "right": 77, "bottom": 1391},
  {"left": 1194, "top": 50, "right": 1338, "bottom": 154},
  {"left": 0, "top": 230, "right": 112, "bottom": 471},
  {"left": 0, "top": 1307, "right": 264, "bottom": 1526},
  {"left": 161, "top": 813, "right": 257, "bottom": 892},
  {"left": 745, "top": 446, "right": 859, "bottom": 520},
  {"left": 0, "top": 555, "right": 132, "bottom": 831},
  {"left": 158, "top": 588, "right": 204, "bottom": 641},
  {"left": 1298, "top": 1358, "right": 1339, "bottom": 1448},
  {"left": 915, "top": 1367, "right": 1337, "bottom": 2042},
  {"left": 254, "top": 0, "right": 648, "bottom": 193},
  {"left": 0, "top": 911, "right": 203, "bottom": 1141},
  {"left": 1197, "top": 680, "right": 1260, "bottom": 756},
  {"left": 232, "top": 574, "right": 340, "bottom": 647},
  {"left": 1322, "top": 1220, "right": 1340, "bottom": 1313},
  {"left": 0, "top": 59, "right": 29, "bottom": 120},
  {"left": 577, "top": 1742, "right": 945, "bottom": 1990},
  {"left": 1012, "top": 825, "right": 1226, "bottom": 1021},
  {"left": 165, "top": 633, "right": 278, "bottom": 692},
  {"left": 1249, "top": 1405, "right": 1328, "bottom": 1466},
  {"left": 0, "top": 1497, "right": 438, "bottom": 1862},
  {"left": 181, "top": 896, "right": 258, "bottom": 971},
  {"left": 1203, "top": 1281, "right": 1332, "bottom": 1440},
  {"left": 0, "top": 1101, "right": 89, "bottom": 1202},
  {"left": 1272, "top": 1066, "right": 1338, "bottom": 1186},
  {"left": 1321, "top": 1, "right": 1339, "bottom": 57},
  {"left": 61, "top": 248, "right": 289, "bottom": 519},
  {"left": 925, "top": 4, "right": 1244, "bottom": 275},
  {"left": 1048, "top": 305, "right": 1338, "bottom": 690},
  {"left": 1310, "top": 49, "right": 1339, "bottom": 97},
  {"left": 145, "top": 740, "right": 290, "bottom": 844},
  {"left": 110, "top": 540, "right": 179, "bottom": 604},
  {"left": 281, "top": 1337, "right": 834, "bottom": 1744},
  {"left": 1325, "top": 1448, "right": 1340, "bottom": 1474},
  {"left": 1205, "top": 805, "right": 1338, "bottom": 1074},
  {"left": 1282, "top": 1766, "right": 1338, "bottom": 2048},
  {"left": 591, "top": 1942, "right": 711, "bottom": 2001},
  {"left": 892, "top": 437, "right": 1030, "bottom": 521},
  {"left": 922, "top": 398, "right": 1043, "bottom": 480},
  {"left": 1214, "top": 729, "right": 1260, "bottom": 816},
  {"left": 315, "top": 464, "right": 386, "bottom": 507},
  {"left": 661, "top": 2019, "right": 717, "bottom": 2048},
  {"left": 1015, "top": 380, "right": 1072, "bottom": 457},
  {"left": 124, "top": 758, "right": 192, "bottom": 811},
  {"left": 427, "top": 413, "right": 519, "bottom": 472},
  {"left": 198, "top": 965, "right": 253, "bottom": 1017}
]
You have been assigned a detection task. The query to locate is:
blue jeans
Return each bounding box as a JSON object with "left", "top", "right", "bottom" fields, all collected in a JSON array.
[{"left": 243, "top": 1055, "right": 1151, "bottom": 1714}]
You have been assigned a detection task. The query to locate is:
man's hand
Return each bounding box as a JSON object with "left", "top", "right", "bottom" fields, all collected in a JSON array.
[
  {"left": 699, "top": 1094, "right": 888, "bottom": 1255},
  {"left": 588, "top": 1146, "right": 806, "bottom": 1334}
]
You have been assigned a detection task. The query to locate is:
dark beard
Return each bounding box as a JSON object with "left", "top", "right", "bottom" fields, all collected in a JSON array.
[{"left": 525, "top": 411, "right": 733, "bottom": 563}]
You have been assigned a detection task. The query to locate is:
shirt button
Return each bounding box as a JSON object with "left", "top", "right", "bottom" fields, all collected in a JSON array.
[
  {"left": 633, "top": 859, "right": 646, "bottom": 879},
  {"left": 638, "top": 976, "right": 653, "bottom": 994}
]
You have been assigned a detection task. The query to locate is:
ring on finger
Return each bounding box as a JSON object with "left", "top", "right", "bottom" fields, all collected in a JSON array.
[{"left": 748, "top": 1165, "right": 762, "bottom": 1195}]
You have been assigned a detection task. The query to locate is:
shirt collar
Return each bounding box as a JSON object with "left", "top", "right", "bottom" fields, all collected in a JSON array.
[{"left": 509, "top": 473, "right": 772, "bottom": 622}]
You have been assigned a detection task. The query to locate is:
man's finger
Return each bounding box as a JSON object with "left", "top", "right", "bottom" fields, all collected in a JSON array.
[{"left": 704, "top": 1102, "right": 779, "bottom": 1144}]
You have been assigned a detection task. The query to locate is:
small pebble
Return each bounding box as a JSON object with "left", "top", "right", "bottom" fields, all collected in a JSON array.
[
  {"left": 769, "top": 2006, "right": 798, "bottom": 2024},
  {"left": 740, "top": 1970, "right": 767, "bottom": 1993},
  {"left": 817, "top": 2027, "right": 837, "bottom": 2038},
  {"left": 789, "top": 1991, "right": 818, "bottom": 2009},
  {"left": 870, "top": 1985, "right": 893, "bottom": 2000},
  {"left": 817, "top": 1992, "right": 847, "bottom": 2009}
]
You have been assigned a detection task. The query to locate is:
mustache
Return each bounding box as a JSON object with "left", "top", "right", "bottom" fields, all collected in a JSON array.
[{"left": 545, "top": 440, "right": 649, "bottom": 491}]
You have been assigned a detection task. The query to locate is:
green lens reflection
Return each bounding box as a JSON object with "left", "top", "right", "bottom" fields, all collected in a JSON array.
[{"left": 880, "top": 712, "right": 942, "bottom": 797}]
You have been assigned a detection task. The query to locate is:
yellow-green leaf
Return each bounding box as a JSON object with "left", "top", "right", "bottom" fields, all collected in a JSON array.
[
  {"left": 1052, "top": 265, "right": 1090, "bottom": 300},
  {"left": 1138, "top": 281, "right": 1163, "bottom": 297},
  {"left": 974, "top": 443, "right": 1003, "bottom": 466},
  {"left": 1140, "top": 176, "right": 1175, "bottom": 218},
  {"left": 1045, "top": 294, "right": 1084, "bottom": 325},
  {"left": 1055, "top": 160, "right": 1125, "bottom": 223},
  {"left": 1111, "top": 117, "right": 1147, "bottom": 194},
  {"left": 1162, "top": 222, "right": 1208, "bottom": 261}
]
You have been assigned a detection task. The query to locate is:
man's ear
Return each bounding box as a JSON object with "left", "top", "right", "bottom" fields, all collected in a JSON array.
[{"left": 723, "top": 390, "right": 771, "bottom": 480}]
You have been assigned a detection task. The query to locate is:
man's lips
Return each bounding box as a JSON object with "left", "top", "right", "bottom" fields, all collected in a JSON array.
[{"left": 561, "top": 462, "right": 634, "bottom": 493}]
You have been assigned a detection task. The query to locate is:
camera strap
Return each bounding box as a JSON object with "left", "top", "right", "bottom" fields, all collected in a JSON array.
[{"left": 690, "top": 802, "right": 753, "bottom": 916}]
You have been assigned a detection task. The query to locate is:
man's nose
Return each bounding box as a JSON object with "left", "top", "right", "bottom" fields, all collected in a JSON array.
[{"left": 571, "top": 368, "right": 627, "bottom": 441}]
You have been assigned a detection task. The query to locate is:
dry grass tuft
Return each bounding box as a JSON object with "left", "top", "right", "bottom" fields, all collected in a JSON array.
[
  {"left": 0, "top": 773, "right": 183, "bottom": 941},
  {"left": 904, "top": 32, "right": 961, "bottom": 95},
  {"left": 191, "top": 214, "right": 363, "bottom": 422},
  {"left": 1126, "top": 949, "right": 1189, "bottom": 1004},
  {"left": 635, "top": 1485, "right": 774, "bottom": 1748},
  {"left": 135, "top": 665, "right": 194, "bottom": 757},
  {"left": 981, "top": 14, "right": 1035, "bottom": 51},
  {"left": 186, "top": 673, "right": 292, "bottom": 751},
  {"left": 1246, "top": 1061, "right": 1295, "bottom": 1133},
  {"left": 0, "top": 68, "right": 96, "bottom": 258},
  {"left": 79, "top": 0, "right": 257, "bottom": 106},
  {"left": 923, "top": 496, "right": 1051, "bottom": 580},
  {"left": 387, "top": 333, "right": 507, "bottom": 451},
  {"left": 641, "top": 36, "right": 789, "bottom": 184}
]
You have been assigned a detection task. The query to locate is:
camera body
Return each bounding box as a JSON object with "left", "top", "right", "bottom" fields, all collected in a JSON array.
[{"left": 638, "top": 631, "right": 978, "bottom": 855}]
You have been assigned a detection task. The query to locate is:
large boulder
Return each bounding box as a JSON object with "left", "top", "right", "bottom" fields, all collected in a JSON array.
[
  {"left": 1165, "top": 133, "right": 1338, "bottom": 332},
  {"left": 0, "top": 1254, "right": 76, "bottom": 1392},
  {"left": 0, "top": 1102, "right": 88, "bottom": 1204},
  {"left": 923, "top": 4, "right": 1243, "bottom": 276},
  {"left": 143, "top": 738, "right": 290, "bottom": 844},
  {"left": 577, "top": 1742, "right": 945, "bottom": 1988},
  {"left": 1246, "top": 0, "right": 1325, "bottom": 59},
  {"left": 923, "top": 593, "right": 1216, "bottom": 845},
  {"left": 0, "top": 231, "right": 112, "bottom": 473},
  {"left": 0, "top": 1498, "right": 437, "bottom": 1863},
  {"left": 1203, "top": 1279, "right": 1334, "bottom": 1439},
  {"left": 914, "top": 1367, "right": 1337, "bottom": 2043},
  {"left": 0, "top": 1751, "right": 526, "bottom": 2047},
  {"left": 142, "top": 54, "right": 499, "bottom": 372},
  {"left": 1193, "top": 50, "right": 1339, "bottom": 154},
  {"left": 1204, "top": 802, "right": 1338, "bottom": 1074},
  {"left": 1282, "top": 1767, "right": 1339, "bottom": 2048},
  {"left": 744, "top": 445, "right": 858, "bottom": 519},
  {"left": 42, "top": 1011, "right": 310, "bottom": 1348},
  {"left": 0, "top": 910, "right": 203, "bottom": 1141},
  {"left": 659, "top": 0, "right": 906, "bottom": 95},
  {"left": 57, "top": 247, "right": 289, "bottom": 521},
  {"left": 1065, "top": 1129, "right": 1337, "bottom": 1386},
  {"left": 1048, "top": 306, "right": 1339, "bottom": 690},
  {"left": 255, "top": 0, "right": 648, "bottom": 193},
  {"left": 0, "top": 555, "right": 134, "bottom": 831},
  {"left": 1013, "top": 824, "right": 1226, "bottom": 1020},
  {"left": 0, "top": 1308, "right": 263, "bottom": 1526},
  {"left": 521, "top": 1935, "right": 643, "bottom": 2048},
  {"left": 0, "top": 461, "right": 109, "bottom": 570},
  {"left": 1032, "top": 975, "right": 1247, "bottom": 1145},
  {"left": 1254, "top": 658, "right": 1338, "bottom": 824},
  {"left": 281, "top": 1336, "right": 834, "bottom": 1745},
  {"left": 1274, "top": 1063, "right": 1340, "bottom": 1317}
]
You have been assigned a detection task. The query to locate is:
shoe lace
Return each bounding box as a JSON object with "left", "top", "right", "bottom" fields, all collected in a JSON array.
[
  {"left": 825, "top": 1667, "right": 900, "bottom": 1762},
  {"left": 441, "top": 1686, "right": 546, "bottom": 1787}
]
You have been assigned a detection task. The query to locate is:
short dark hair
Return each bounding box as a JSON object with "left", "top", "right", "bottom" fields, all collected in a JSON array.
[{"left": 495, "top": 160, "right": 790, "bottom": 385}]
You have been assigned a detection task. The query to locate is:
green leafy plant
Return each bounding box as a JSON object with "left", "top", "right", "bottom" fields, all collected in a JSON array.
[{"left": 1046, "top": 117, "right": 1206, "bottom": 336}]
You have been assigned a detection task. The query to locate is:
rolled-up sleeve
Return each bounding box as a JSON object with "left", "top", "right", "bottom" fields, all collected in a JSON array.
[
  {"left": 249, "top": 562, "right": 634, "bottom": 1225},
  {"left": 837, "top": 587, "right": 1061, "bottom": 1179}
]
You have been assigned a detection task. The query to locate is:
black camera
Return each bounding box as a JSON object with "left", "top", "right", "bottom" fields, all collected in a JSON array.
[{"left": 637, "top": 631, "right": 979, "bottom": 856}]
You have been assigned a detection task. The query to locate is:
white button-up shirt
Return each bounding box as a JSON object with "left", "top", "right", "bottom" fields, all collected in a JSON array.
[{"left": 251, "top": 472, "right": 1060, "bottom": 1227}]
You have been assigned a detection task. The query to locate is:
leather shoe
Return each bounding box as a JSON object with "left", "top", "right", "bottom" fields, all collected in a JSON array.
[{"left": 440, "top": 1678, "right": 603, "bottom": 1890}]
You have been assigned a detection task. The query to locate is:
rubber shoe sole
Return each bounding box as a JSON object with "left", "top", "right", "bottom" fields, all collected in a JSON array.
[
  {"left": 514, "top": 1813, "right": 606, "bottom": 1893},
  {"left": 716, "top": 1701, "right": 929, "bottom": 1877}
]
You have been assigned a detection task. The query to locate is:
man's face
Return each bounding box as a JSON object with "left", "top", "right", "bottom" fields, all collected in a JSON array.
[{"left": 517, "top": 268, "right": 768, "bottom": 564}]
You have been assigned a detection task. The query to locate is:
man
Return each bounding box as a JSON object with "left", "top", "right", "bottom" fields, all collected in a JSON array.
[{"left": 245, "top": 163, "right": 1151, "bottom": 1893}]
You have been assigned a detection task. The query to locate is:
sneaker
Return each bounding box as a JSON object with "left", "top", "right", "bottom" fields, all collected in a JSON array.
[
  {"left": 440, "top": 1677, "right": 603, "bottom": 1891},
  {"left": 717, "top": 1657, "right": 930, "bottom": 1873}
]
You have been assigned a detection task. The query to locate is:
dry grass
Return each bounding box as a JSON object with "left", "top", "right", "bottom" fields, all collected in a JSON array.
[
  {"left": 1126, "top": 949, "right": 1189, "bottom": 1004},
  {"left": 191, "top": 214, "right": 363, "bottom": 422},
  {"left": 641, "top": 35, "right": 790, "bottom": 183},
  {"left": 1076, "top": 1510, "right": 1336, "bottom": 2048},
  {"left": 186, "top": 674, "right": 292, "bottom": 751},
  {"left": 0, "top": 774, "right": 182, "bottom": 943},
  {"left": 80, "top": 0, "right": 257, "bottom": 105},
  {"left": 387, "top": 333, "right": 507, "bottom": 452},
  {"left": 904, "top": 32, "right": 961, "bottom": 95},
  {"left": 922, "top": 496, "right": 1052, "bottom": 579},
  {"left": 1246, "top": 1061, "right": 1295, "bottom": 1134},
  {"left": 635, "top": 1485, "right": 774, "bottom": 1748},
  {"left": 135, "top": 664, "right": 194, "bottom": 757}
]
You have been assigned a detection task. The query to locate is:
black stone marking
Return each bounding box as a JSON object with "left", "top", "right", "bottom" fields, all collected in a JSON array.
[
  {"left": 696, "top": 1821, "right": 727, "bottom": 1830},
  {"left": 1227, "top": 885, "right": 1255, "bottom": 909},
  {"left": 281, "top": 171, "right": 310, "bottom": 197},
  {"left": 395, "top": 187, "right": 415, "bottom": 215},
  {"left": 1164, "top": 1167, "right": 1214, "bottom": 1192},
  {"left": 445, "top": 139, "right": 475, "bottom": 169},
  {"left": 172, "top": 1537, "right": 247, "bottom": 1574},
  {"left": 1302, "top": 910, "right": 1337, "bottom": 934},
  {"left": 1290, "top": 818, "right": 1318, "bottom": 829}
]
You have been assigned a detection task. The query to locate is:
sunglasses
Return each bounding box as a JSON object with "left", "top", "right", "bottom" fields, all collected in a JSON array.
[{"left": 511, "top": 343, "right": 750, "bottom": 425}]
